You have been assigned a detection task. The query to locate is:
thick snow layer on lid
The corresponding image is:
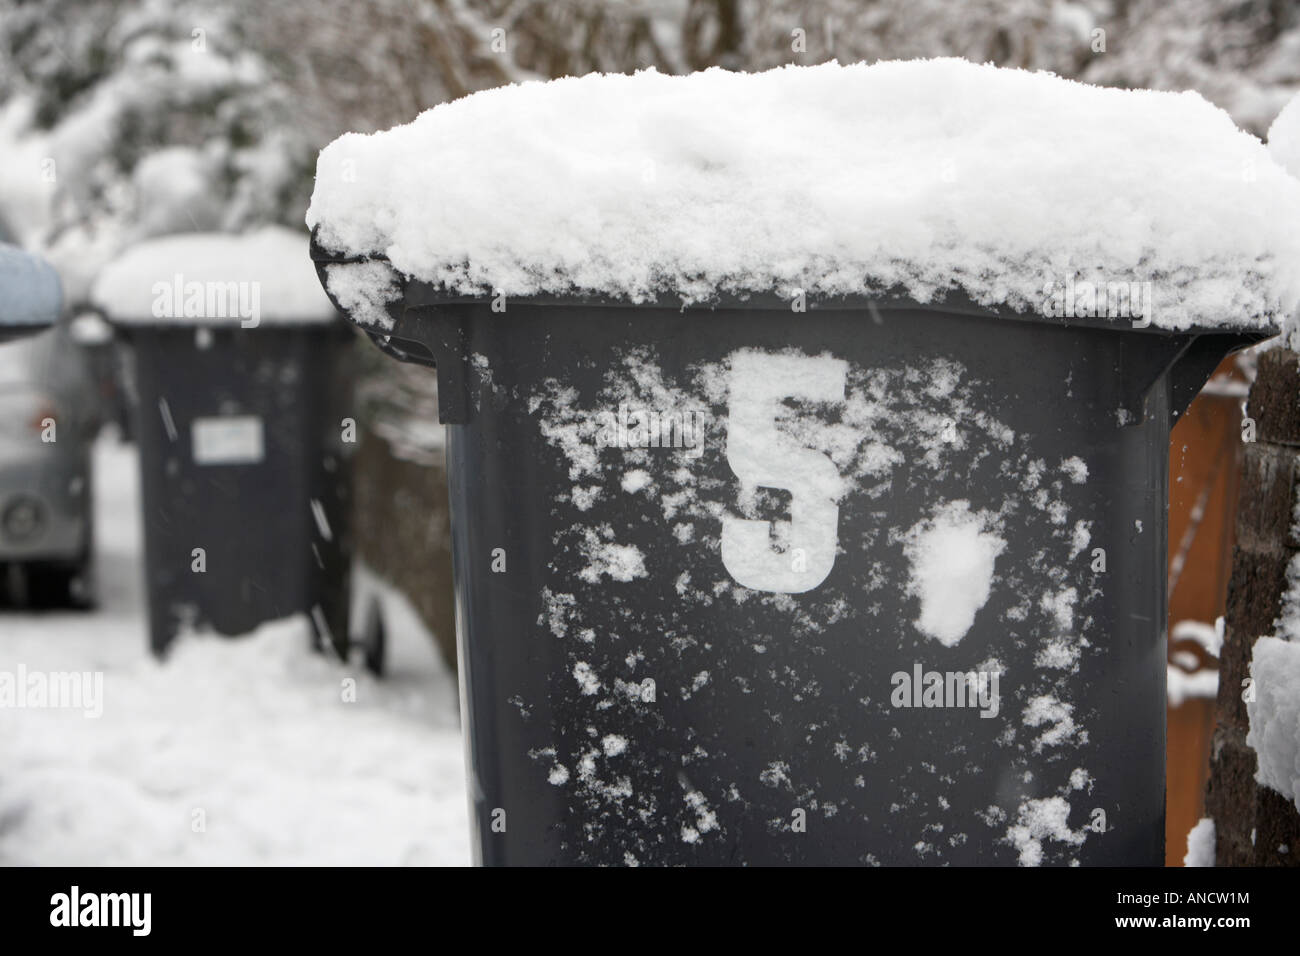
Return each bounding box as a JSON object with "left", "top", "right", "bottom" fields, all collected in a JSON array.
[
  {"left": 307, "top": 58, "right": 1300, "bottom": 331},
  {"left": 0, "top": 244, "right": 62, "bottom": 329},
  {"left": 92, "top": 226, "right": 337, "bottom": 325}
]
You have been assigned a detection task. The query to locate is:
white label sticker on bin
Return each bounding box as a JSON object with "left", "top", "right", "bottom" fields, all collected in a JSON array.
[{"left": 191, "top": 416, "right": 264, "bottom": 466}]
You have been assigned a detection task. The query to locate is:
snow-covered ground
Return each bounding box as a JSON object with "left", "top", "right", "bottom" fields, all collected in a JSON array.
[{"left": 0, "top": 436, "right": 470, "bottom": 865}]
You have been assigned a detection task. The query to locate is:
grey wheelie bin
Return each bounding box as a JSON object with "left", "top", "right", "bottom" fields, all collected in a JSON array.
[
  {"left": 92, "top": 227, "right": 358, "bottom": 658},
  {"left": 306, "top": 60, "right": 1300, "bottom": 865}
]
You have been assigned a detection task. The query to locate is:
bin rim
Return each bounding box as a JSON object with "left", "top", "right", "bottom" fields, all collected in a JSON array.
[
  {"left": 99, "top": 313, "right": 352, "bottom": 334},
  {"left": 309, "top": 235, "right": 1280, "bottom": 342}
]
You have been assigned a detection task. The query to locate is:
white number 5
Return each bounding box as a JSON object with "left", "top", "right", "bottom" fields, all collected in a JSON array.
[{"left": 721, "top": 351, "right": 847, "bottom": 593}]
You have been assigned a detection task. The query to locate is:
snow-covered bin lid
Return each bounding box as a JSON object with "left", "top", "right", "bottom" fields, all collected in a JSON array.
[
  {"left": 0, "top": 243, "right": 63, "bottom": 335},
  {"left": 307, "top": 58, "right": 1300, "bottom": 334},
  {"left": 92, "top": 226, "right": 338, "bottom": 327}
]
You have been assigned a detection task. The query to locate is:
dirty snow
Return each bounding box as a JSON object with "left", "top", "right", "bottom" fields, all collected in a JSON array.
[{"left": 309, "top": 59, "right": 1300, "bottom": 330}]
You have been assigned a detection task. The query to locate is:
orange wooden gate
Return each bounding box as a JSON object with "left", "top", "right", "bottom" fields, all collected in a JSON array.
[{"left": 1165, "top": 356, "right": 1249, "bottom": 865}]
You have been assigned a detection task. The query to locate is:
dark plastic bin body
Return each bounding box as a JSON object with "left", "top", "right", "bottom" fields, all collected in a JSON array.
[
  {"left": 320, "top": 255, "right": 1260, "bottom": 865},
  {"left": 126, "top": 324, "right": 356, "bottom": 657}
]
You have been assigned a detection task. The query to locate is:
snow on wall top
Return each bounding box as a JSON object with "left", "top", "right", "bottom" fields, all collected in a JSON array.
[
  {"left": 306, "top": 58, "right": 1300, "bottom": 332},
  {"left": 92, "top": 226, "right": 337, "bottom": 325},
  {"left": 0, "top": 244, "right": 62, "bottom": 329},
  {"left": 1246, "top": 636, "right": 1300, "bottom": 812}
]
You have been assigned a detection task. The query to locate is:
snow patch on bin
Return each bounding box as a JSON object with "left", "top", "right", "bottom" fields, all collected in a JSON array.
[
  {"left": 902, "top": 501, "right": 1006, "bottom": 647},
  {"left": 308, "top": 58, "right": 1300, "bottom": 330},
  {"left": 322, "top": 260, "right": 400, "bottom": 331}
]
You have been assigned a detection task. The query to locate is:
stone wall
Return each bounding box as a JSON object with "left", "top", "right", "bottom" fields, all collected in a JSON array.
[{"left": 1204, "top": 347, "right": 1300, "bottom": 866}]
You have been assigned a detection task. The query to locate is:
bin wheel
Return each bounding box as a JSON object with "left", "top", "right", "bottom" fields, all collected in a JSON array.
[{"left": 359, "top": 596, "right": 386, "bottom": 677}]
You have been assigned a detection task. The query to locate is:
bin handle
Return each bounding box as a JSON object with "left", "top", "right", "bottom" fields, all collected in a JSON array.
[{"left": 1167, "top": 332, "right": 1272, "bottom": 422}]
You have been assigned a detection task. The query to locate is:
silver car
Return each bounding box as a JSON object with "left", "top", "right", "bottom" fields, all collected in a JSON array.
[{"left": 0, "top": 313, "right": 102, "bottom": 609}]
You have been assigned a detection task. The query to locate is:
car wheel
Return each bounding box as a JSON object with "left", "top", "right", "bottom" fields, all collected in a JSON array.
[
  {"left": 65, "top": 554, "right": 97, "bottom": 610},
  {"left": 24, "top": 555, "right": 96, "bottom": 611}
]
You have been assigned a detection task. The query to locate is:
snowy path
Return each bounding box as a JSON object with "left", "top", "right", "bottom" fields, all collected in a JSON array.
[{"left": 0, "top": 438, "right": 470, "bottom": 865}]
